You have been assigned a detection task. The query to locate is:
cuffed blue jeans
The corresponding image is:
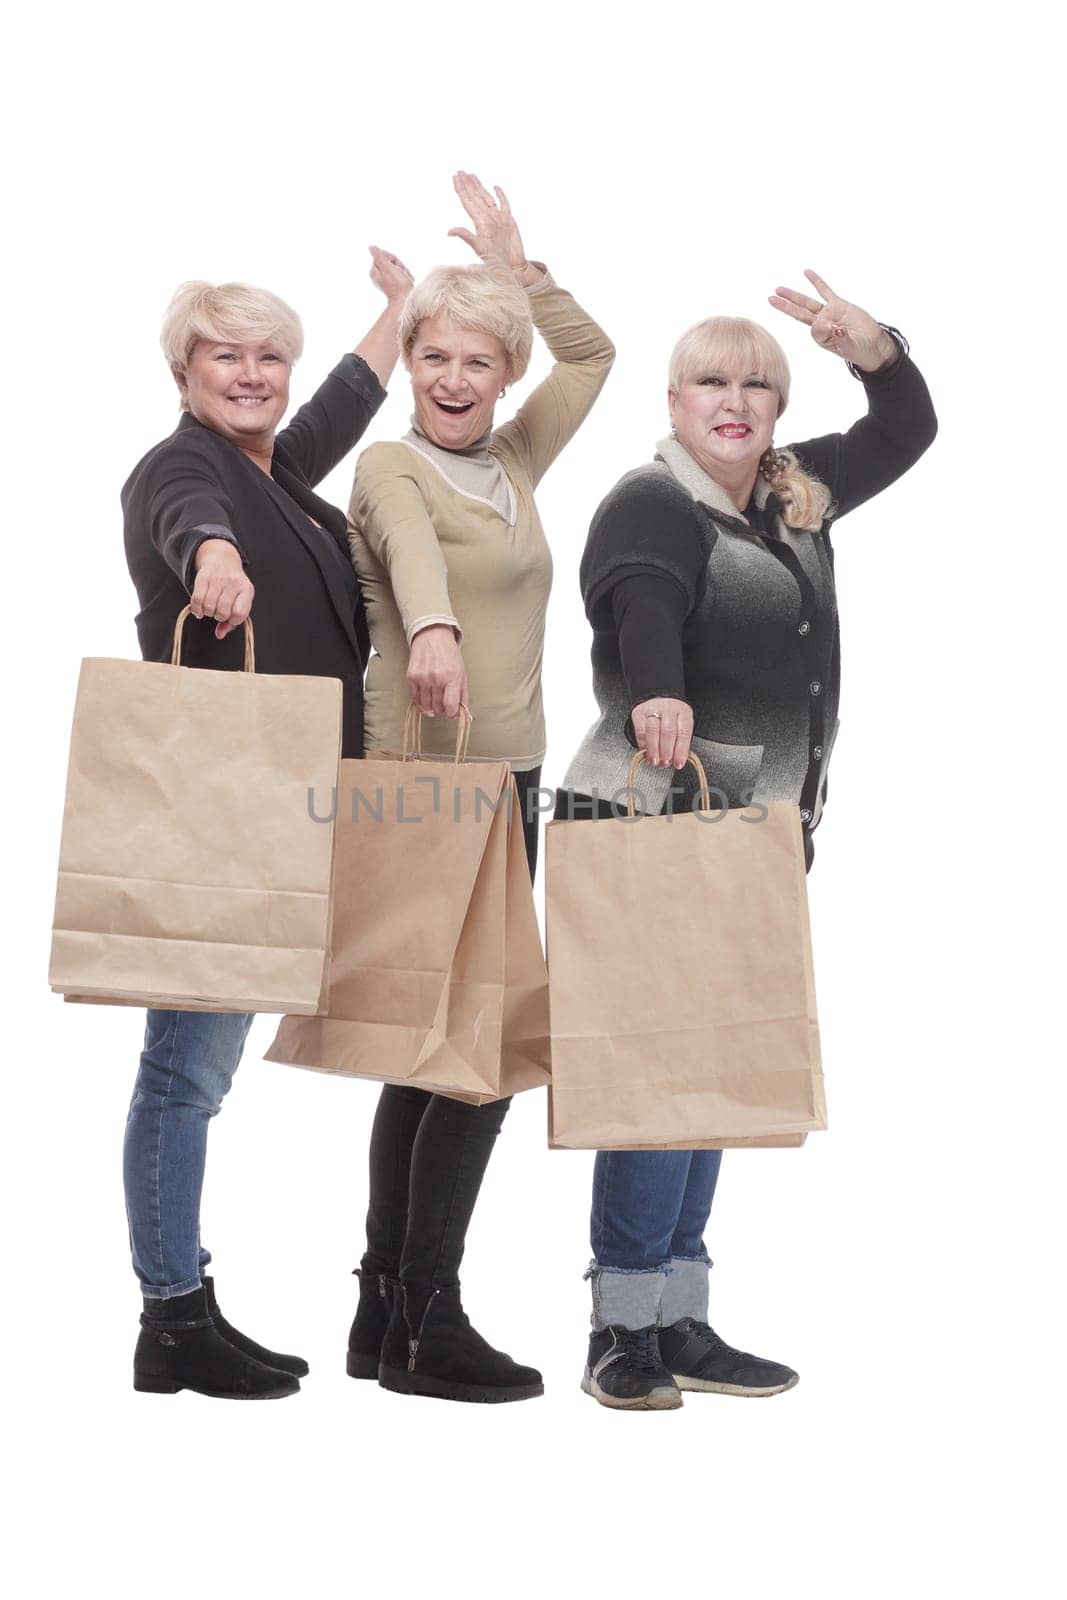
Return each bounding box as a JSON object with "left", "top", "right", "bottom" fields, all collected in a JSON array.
[
  {"left": 588, "top": 1148, "right": 723, "bottom": 1330},
  {"left": 123, "top": 1008, "right": 253, "bottom": 1299},
  {"left": 554, "top": 783, "right": 812, "bottom": 1332}
]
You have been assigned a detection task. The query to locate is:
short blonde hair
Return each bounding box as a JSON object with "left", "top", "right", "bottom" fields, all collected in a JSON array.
[
  {"left": 669, "top": 315, "right": 791, "bottom": 414},
  {"left": 668, "top": 316, "right": 832, "bottom": 532},
  {"left": 400, "top": 264, "right": 533, "bottom": 383},
  {"left": 161, "top": 280, "right": 304, "bottom": 377}
]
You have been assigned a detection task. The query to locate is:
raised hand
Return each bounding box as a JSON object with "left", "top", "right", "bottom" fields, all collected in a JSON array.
[
  {"left": 368, "top": 245, "right": 414, "bottom": 305},
  {"left": 769, "top": 270, "right": 898, "bottom": 373},
  {"left": 447, "top": 171, "right": 527, "bottom": 273}
]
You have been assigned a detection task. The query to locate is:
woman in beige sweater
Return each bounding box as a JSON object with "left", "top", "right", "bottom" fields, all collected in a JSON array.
[{"left": 344, "top": 173, "right": 614, "bottom": 1403}]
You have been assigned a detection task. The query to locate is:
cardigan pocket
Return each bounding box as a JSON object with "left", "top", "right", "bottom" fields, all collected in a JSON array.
[{"left": 688, "top": 735, "right": 765, "bottom": 810}]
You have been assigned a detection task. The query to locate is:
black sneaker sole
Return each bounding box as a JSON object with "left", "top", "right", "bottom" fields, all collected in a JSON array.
[
  {"left": 581, "top": 1373, "right": 683, "bottom": 1411},
  {"left": 673, "top": 1372, "right": 799, "bottom": 1397},
  {"left": 346, "top": 1350, "right": 380, "bottom": 1380},
  {"left": 378, "top": 1364, "right": 543, "bottom": 1403},
  {"left": 133, "top": 1374, "right": 299, "bottom": 1399}
]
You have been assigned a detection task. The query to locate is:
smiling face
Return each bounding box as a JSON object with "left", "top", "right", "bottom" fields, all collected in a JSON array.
[
  {"left": 667, "top": 365, "right": 779, "bottom": 491},
  {"left": 175, "top": 339, "right": 290, "bottom": 455},
  {"left": 408, "top": 311, "right": 509, "bottom": 450}
]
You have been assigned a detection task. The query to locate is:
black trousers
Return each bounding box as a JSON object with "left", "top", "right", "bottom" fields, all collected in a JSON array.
[{"left": 362, "top": 766, "right": 543, "bottom": 1287}]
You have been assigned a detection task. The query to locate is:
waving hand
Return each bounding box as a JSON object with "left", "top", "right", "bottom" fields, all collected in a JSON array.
[
  {"left": 447, "top": 171, "right": 528, "bottom": 274},
  {"left": 769, "top": 270, "right": 898, "bottom": 374}
]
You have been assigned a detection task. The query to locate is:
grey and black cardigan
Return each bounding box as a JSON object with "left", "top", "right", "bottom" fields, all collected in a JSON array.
[{"left": 559, "top": 342, "right": 937, "bottom": 854}]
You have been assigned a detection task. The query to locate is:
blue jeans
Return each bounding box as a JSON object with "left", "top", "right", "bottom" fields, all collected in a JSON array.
[
  {"left": 123, "top": 1009, "right": 253, "bottom": 1298},
  {"left": 588, "top": 1149, "right": 723, "bottom": 1329}
]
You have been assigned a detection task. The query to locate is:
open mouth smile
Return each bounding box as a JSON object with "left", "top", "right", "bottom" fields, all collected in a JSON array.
[
  {"left": 433, "top": 398, "right": 475, "bottom": 415},
  {"left": 715, "top": 424, "right": 751, "bottom": 437}
]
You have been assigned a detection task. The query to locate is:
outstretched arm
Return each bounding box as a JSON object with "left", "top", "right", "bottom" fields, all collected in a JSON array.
[{"left": 133, "top": 450, "right": 255, "bottom": 641}]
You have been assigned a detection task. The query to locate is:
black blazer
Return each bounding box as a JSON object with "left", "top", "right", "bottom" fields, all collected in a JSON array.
[{"left": 122, "top": 354, "right": 386, "bottom": 757}]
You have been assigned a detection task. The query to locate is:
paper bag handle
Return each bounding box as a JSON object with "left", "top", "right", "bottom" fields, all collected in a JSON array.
[
  {"left": 402, "top": 703, "right": 472, "bottom": 764},
  {"left": 625, "top": 750, "right": 712, "bottom": 817},
  {"left": 171, "top": 605, "right": 255, "bottom": 673}
]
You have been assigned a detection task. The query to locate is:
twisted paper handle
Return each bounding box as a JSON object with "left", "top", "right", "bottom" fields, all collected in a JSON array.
[
  {"left": 170, "top": 605, "right": 255, "bottom": 673},
  {"left": 625, "top": 750, "right": 712, "bottom": 818},
  {"left": 401, "top": 703, "right": 473, "bottom": 764}
]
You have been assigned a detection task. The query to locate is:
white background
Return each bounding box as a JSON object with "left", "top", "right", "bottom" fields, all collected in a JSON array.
[{"left": 4, "top": 2, "right": 1062, "bottom": 1596}]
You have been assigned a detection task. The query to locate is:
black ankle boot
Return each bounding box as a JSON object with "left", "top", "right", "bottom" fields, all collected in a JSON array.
[
  {"left": 347, "top": 1268, "right": 394, "bottom": 1379},
  {"left": 202, "top": 1276, "right": 309, "bottom": 1378},
  {"left": 134, "top": 1285, "right": 300, "bottom": 1399},
  {"left": 378, "top": 1282, "right": 543, "bottom": 1404}
]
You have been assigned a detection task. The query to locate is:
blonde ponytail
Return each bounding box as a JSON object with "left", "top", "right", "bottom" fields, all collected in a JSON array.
[{"left": 759, "top": 447, "right": 833, "bottom": 532}]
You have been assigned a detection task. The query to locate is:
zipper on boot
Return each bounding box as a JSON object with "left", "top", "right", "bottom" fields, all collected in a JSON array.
[
  {"left": 352, "top": 1267, "right": 390, "bottom": 1301},
  {"left": 401, "top": 1285, "right": 440, "bottom": 1373}
]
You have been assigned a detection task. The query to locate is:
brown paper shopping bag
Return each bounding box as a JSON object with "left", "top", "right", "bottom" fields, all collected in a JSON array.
[
  {"left": 546, "top": 752, "right": 825, "bottom": 1150},
  {"left": 265, "top": 709, "right": 550, "bottom": 1103},
  {"left": 49, "top": 607, "right": 342, "bottom": 1014}
]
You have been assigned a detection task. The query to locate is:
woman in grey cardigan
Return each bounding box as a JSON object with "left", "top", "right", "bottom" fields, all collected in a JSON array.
[{"left": 555, "top": 270, "right": 937, "bottom": 1410}]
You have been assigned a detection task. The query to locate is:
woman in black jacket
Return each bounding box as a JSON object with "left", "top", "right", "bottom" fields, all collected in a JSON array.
[
  {"left": 556, "top": 271, "right": 938, "bottom": 1411},
  {"left": 120, "top": 249, "right": 412, "bottom": 1400}
]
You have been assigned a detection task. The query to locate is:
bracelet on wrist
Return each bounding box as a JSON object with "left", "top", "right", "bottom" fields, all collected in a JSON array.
[{"left": 847, "top": 323, "right": 909, "bottom": 380}]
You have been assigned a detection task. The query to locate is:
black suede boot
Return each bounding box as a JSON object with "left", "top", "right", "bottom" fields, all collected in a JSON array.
[
  {"left": 347, "top": 1268, "right": 394, "bottom": 1380},
  {"left": 378, "top": 1282, "right": 543, "bottom": 1403},
  {"left": 134, "top": 1285, "right": 300, "bottom": 1399},
  {"left": 202, "top": 1276, "right": 309, "bottom": 1378}
]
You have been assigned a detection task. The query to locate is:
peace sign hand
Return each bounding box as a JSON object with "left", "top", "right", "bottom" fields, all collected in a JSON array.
[
  {"left": 447, "top": 171, "right": 528, "bottom": 274},
  {"left": 769, "top": 270, "right": 898, "bottom": 374}
]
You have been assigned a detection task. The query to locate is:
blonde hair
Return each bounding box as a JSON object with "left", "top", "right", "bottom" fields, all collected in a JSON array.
[
  {"left": 669, "top": 316, "right": 833, "bottom": 531},
  {"left": 400, "top": 264, "right": 533, "bottom": 383},
  {"left": 161, "top": 280, "right": 303, "bottom": 408}
]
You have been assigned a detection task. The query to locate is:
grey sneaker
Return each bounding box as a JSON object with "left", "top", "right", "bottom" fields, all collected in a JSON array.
[
  {"left": 581, "top": 1325, "right": 683, "bottom": 1410},
  {"left": 658, "top": 1317, "right": 799, "bottom": 1397}
]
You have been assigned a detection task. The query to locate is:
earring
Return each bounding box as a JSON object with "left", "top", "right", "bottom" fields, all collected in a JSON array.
[
  {"left": 499, "top": 388, "right": 507, "bottom": 399},
  {"left": 670, "top": 425, "right": 678, "bottom": 438}
]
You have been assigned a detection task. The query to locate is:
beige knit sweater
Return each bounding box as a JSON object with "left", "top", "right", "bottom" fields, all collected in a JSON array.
[{"left": 348, "top": 271, "right": 614, "bottom": 768}]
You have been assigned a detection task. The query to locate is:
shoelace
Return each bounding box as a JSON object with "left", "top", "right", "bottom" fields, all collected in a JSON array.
[
  {"left": 620, "top": 1326, "right": 667, "bottom": 1375},
  {"left": 680, "top": 1319, "right": 744, "bottom": 1360}
]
